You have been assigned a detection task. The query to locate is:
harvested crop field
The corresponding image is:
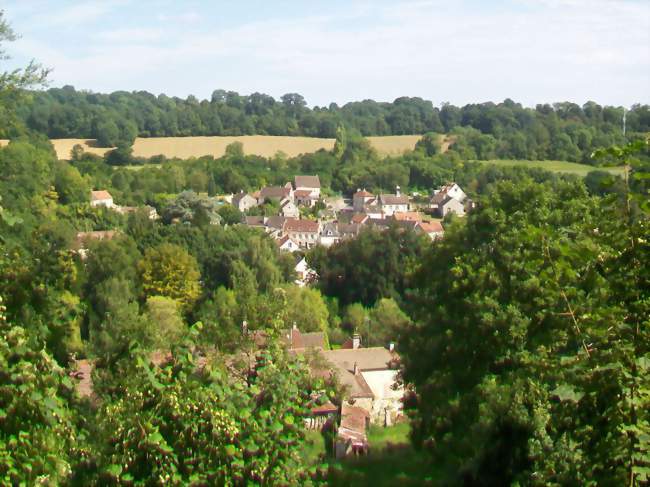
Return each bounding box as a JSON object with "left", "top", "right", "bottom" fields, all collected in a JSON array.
[{"left": 0, "top": 135, "right": 425, "bottom": 160}]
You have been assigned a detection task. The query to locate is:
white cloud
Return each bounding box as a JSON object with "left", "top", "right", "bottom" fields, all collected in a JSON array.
[{"left": 9, "top": 0, "right": 650, "bottom": 106}]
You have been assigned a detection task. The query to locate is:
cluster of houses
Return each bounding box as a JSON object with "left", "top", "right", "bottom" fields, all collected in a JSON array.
[
  {"left": 236, "top": 176, "right": 473, "bottom": 252},
  {"left": 70, "top": 324, "right": 402, "bottom": 459}
]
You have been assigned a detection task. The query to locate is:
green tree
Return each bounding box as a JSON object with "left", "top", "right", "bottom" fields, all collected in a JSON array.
[
  {"left": 283, "top": 285, "right": 330, "bottom": 333},
  {"left": 401, "top": 172, "right": 650, "bottom": 484},
  {"left": 139, "top": 243, "right": 201, "bottom": 310},
  {"left": 144, "top": 296, "right": 186, "bottom": 348},
  {"left": 0, "top": 295, "right": 76, "bottom": 485}
]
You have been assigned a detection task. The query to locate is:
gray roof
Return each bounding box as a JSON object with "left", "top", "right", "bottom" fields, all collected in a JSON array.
[{"left": 380, "top": 194, "right": 409, "bottom": 205}]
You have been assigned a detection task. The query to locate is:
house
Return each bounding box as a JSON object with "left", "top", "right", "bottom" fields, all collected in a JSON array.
[
  {"left": 267, "top": 215, "right": 293, "bottom": 238},
  {"left": 417, "top": 220, "right": 445, "bottom": 240},
  {"left": 284, "top": 219, "right": 320, "bottom": 249},
  {"left": 294, "top": 256, "right": 317, "bottom": 286},
  {"left": 314, "top": 345, "right": 403, "bottom": 424},
  {"left": 294, "top": 189, "right": 319, "bottom": 207},
  {"left": 244, "top": 215, "right": 266, "bottom": 229},
  {"left": 232, "top": 191, "right": 258, "bottom": 212},
  {"left": 432, "top": 194, "right": 465, "bottom": 217},
  {"left": 430, "top": 183, "right": 468, "bottom": 217},
  {"left": 294, "top": 175, "right": 321, "bottom": 197},
  {"left": 379, "top": 187, "right": 409, "bottom": 216},
  {"left": 276, "top": 234, "right": 300, "bottom": 253},
  {"left": 319, "top": 222, "right": 340, "bottom": 247},
  {"left": 258, "top": 185, "right": 293, "bottom": 205},
  {"left": 280, "top": 199, "right": 300, "bottom": 218},
  {"left": 90, "top": 190, "right": 115, "bottom": 208},
  {"left": 337, "top": 222, "right": 362, "bottom": 239},
  {"left": 353, "top": 189, "right": 375, "bottom": 212}
]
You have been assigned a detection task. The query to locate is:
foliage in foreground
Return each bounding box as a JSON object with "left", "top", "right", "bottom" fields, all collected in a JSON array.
[{"left": 401, "top": 144, "right": 650, "bottom": 485}]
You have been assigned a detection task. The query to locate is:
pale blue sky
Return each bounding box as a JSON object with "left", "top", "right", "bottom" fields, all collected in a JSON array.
[{"left": 3, "top": 0, "right": 649, "bottom": 107}]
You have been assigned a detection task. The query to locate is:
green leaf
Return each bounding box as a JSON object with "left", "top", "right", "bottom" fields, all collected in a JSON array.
[{"left": 551, "top": 384, "right": 584, "bottom": 403}]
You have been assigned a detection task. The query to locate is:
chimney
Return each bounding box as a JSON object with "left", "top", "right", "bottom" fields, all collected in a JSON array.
[
  {"left": 353, "top": 361, "right": 359, "bottom": 375},
  {"left": 241, "top": 320, "right": 248, "bottom": 335},
  {"left": 352, "top": 333, "right": 361, "bottom": 350},
  {"left": 395, "top": 185, "right": 401, "bottom": 196},
  {"left": 389, "top": 342, "right": 395, "bottom": 352}
]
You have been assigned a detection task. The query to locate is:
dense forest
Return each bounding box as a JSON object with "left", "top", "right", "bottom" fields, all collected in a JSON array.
[
  {"left": 12, "top": 85, "right": 650, "bottom": 163},
  {"left": 1, "top": 10, "right": 650, "bottom": 486}
]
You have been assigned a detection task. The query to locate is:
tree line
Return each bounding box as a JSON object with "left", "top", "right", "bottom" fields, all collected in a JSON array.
[{"left": 12, "top": 85, "right": 650, "bottom": 163}]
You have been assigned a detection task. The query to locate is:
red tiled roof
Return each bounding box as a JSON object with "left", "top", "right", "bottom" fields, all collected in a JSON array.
[
  {"left": 351, "top": 213, "right": 369, "bottom": 224},
  {"left": 354, "top": 190, "right": 373, "bottom": 198},
  {"left": 260, "top": 186, "right": 291, "bottom": 199},
  {"left": 294, "top": 189, "right": 315, "bottom": 198}
]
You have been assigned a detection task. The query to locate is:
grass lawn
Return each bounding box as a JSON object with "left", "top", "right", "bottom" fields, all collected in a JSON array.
[
  {"left": 476, "top": 159, "right": 625, "bottom": 177},
  {"left": 326, "top": 422, "right": 440, "bottom": 486}
]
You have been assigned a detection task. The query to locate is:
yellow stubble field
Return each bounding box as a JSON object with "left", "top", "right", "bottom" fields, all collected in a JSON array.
[{"left": 0, "top": 135, "right": 425, "bottom": 160}]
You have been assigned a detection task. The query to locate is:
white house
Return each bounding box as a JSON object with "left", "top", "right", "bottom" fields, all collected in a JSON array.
[
  {"left": 294, "top": 256, "right": 317, "bottom": 286},
  {"left": 280, "top": 200, "right": 300, "bottom": 218},
  {"left": 232, "top": 192, "right": 258, "bottom": 212},
  {"left": 284, "top": 219, "right": 320, "bottom": 249},
  {"left": 379, "top": 187, "right": 409, "bottom": 216},
  {"left": 430, "top": 183, "right": 468, "bottom": 217},
  {"left": 277, "top": 234, "right": 300, "bottom": 253},
  {"left": 90, "top": 190, "right": 115, "bottom": 208},
  {"left": 319, "top": 222, "right": 340, "bottom": 247}
]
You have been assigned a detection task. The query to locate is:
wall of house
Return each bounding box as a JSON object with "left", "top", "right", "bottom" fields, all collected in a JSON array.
[{"left": 361, "top": 370, "right": 404, "bottom": 424}]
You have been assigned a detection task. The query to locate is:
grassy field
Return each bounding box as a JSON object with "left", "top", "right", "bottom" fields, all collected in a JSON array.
[
  {"left": 477, "top": 159, "right": 625, "bottom": 176},
  {"left": 0, "top": 135, "right": 423, "bottom": 160}
]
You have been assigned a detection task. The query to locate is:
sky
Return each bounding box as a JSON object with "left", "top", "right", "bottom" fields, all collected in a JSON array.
[{"left": 2, "top": 0, "right": 649, "bottom": 108}]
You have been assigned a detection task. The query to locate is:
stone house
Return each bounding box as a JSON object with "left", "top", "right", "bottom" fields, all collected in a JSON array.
[
  {"left": 319, "top": 222, "right": 340, "bottom": 247},
  {"left": 294, "top": 175, "right": 321, "bottom": 198},
  {"left": 430, "top": 183, "right": 468, "bottom": 217},
  {"left": 276, "top": 234, "right": 300, "bottom": 253},
  {"left": 258, "top": 185, "right": 293, "bottom": 205}
]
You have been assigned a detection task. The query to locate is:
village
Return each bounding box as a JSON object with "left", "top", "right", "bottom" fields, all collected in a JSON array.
[{"left": 70, "top": 177, "right": 473, "bottom": 458}]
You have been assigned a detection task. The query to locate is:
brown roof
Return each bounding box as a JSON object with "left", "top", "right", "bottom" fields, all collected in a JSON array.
[
  {"left": 245, "top": 215, "right": 265, "bottom": 226},
  {"left": 338, "top": 404, "right": 369, "bottom": 443},
  {"left": 351, "top": 213, "right": 369, "bottom": 224},
  {"left": 294, "top": 189, "right": 315, "bottom": 198},
  {"left": 380, "top": 194, "right": 409, "bottom": 205},
  {"left": 300, "top": 332, "right": 326, "bottom": 349},
  {"left": 260, "top": 186, "right": 291, "bottom": 200},
  {"left": 418, "top": 221, "right": 444, "bottom": 233},
  {"left": 353, "top": 189, "right": 374, "bottom": 198},
  {"left": 91, "top": 190, "right": 112, "bottom": 201},
  {"left": 284, "top": 219, "right": 319, "bottom": 233},
  {"left": 267, "top": 215, "right": 291, "bottom": 230},
  {"left": 393, "top": 211, "right": 422, "bottom": 222},
  {"left": 316, "top": 347, "right": 397, "bottom": 398},
  {"left": 232, "top": 192, "right": 254, "bottom": 205},
  {"left": 294, "top": 175, "right": 321, "bottom": 189}
]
